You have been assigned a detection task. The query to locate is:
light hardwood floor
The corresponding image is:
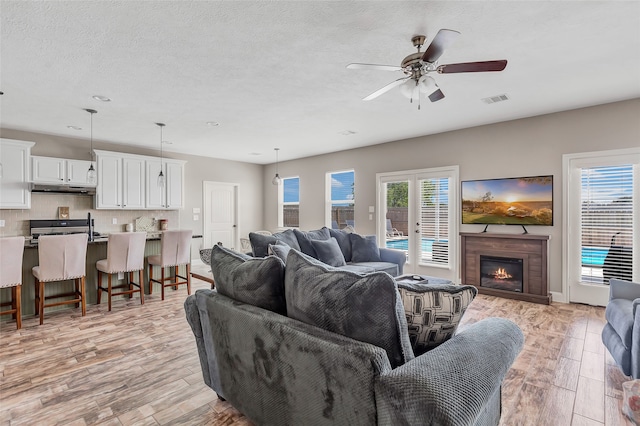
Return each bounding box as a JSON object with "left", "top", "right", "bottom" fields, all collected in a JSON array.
[{"left": 0, "top": 263, "right": 634, "bottom": 425}]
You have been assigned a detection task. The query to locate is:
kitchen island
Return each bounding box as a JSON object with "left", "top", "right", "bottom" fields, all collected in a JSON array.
[{"left": 2, "top": 233, "right": 203, "bottom": 318}]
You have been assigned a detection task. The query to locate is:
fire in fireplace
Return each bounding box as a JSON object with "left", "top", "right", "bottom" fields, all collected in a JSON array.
[{"left": 480, "top": 255, "right": 523, "bottom": 292}]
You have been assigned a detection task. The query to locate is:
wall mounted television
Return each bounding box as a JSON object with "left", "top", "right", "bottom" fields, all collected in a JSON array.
[{"left": 461, "top": 175, "right": 553, "bottom": 226}]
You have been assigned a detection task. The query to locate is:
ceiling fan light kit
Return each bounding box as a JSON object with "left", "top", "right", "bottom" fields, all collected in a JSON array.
[{"left": 347, "top": 29, "right": 508, "bottom": 108}]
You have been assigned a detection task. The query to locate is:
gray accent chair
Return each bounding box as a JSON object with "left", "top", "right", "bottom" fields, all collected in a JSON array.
[{"left": 602, "top": 278, "right": 640, "bottom": 379}]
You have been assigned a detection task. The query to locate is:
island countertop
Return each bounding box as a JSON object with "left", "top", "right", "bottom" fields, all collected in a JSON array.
[{"left": 2, "top": 233, "right": 204, "bottom": 318}]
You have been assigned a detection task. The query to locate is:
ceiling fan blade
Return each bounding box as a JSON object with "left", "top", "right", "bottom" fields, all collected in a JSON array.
[
  {"left": 429, "top": 88, "right": 445, "bottom": 102},
  {"left": 363, "top": 77, "right": 410, "bottom": 101},
  {"left": 422, "top": 29, "right": 461, "bottom": 63},
  {"left": 346, "top": 63, "right": 403, "bottom": 72},
  {"left": 437, "top": 60, "right": 508, "bottom": 74}
]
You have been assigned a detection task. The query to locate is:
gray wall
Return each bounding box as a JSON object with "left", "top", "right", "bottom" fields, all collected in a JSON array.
[
  {"left": 0, "top": 128, "right": 264, "bottom": 254},
  {"left": 261, "top": 98, "right": 640, "bottom": 294}
]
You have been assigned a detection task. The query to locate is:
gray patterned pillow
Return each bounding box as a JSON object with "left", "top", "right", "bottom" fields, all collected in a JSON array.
[
  {"left": 397, "top": 282, "right": 478, "bottom": 356},
  {"left": 284, "top": 249, "right": 414, "bottom": 368},
  {"left": 210, "top": 245, "right": 286, "bottom": 315}
]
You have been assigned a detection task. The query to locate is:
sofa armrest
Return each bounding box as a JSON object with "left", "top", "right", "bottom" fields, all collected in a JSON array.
[
  {"left": 184, "top": 293, "right": 214, "bottom": 388},
  {"left": 634, "top": 298, "right": 640, "bottom": 317},
  {"left": 609, "top": 278, "right": 640, "bottom": 301},
  {"left": 375, "top": 317, "right": 524, "bottom": 425},
  {"left": 379, "top": 248, "right": 406, "bottom": 275}
]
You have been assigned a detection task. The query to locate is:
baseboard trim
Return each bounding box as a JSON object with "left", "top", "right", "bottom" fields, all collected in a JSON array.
[{"left": 551, "top": 291, "right": 567, "bottom": 303}]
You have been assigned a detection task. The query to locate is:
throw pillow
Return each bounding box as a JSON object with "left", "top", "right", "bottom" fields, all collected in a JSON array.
[
  {"left": 284, "top": 249, "right": 414, "bottom": 368},
  {"left": 272, "top": 229, "right": 301, "bottom": 251},
  {"left": 248, "top": 232, "right": 277, "bottom": 258},
  {"left": 309, "top": 237, "right": 347, "bottom": 267},
  {"left": 328, "top": 228, "right": 352, "bottom": 262},
  {"left": 268, "top": 242, "right": 291, "bottom": 263},
  {"left": 350, "top": 234, "right": 382, "bottom": 263},
  {"left": 397, "top": 281, "right": 478, "bottom": 356},
  {"left": 293, "top": 227, "right": 331, "bottom": 257},
  {"left": 210, "top": 245, "right": 286, "bottom": 315}
]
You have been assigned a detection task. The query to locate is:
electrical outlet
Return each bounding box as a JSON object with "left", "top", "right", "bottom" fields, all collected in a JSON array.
[
  {"left": 117, "top": 272, "right": 124, "bottom": 280},
  {"left": 0, "top": 220, "right": 5, "bottom": 227},
  {"left": 112, "top": 218, "right": 117, "bottom": 225},
  {"left": 369, "top": 214, "right": 373, "bottom": 220},
  {"left": 193, "top": 214, "right": 199, "bottom": 221}
]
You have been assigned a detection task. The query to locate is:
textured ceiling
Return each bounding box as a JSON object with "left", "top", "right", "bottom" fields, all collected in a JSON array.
[{"left": 1, "top": 1, "right": 639, "bottom": 164}]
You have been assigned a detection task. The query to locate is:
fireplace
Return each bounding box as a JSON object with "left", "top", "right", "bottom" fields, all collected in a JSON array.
[
  {"left": 460, "top": 233, "right": 550, "bottom": 304},
  {"left": 480, "top": 255, "right": 523, "bottom": 293}
]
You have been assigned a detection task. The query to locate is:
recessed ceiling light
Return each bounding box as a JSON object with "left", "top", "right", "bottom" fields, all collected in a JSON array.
[
  {"left": 339, "top": 130, "right": 357, "bottom": 136},
  {"left": 92, "top": 95, "right": 111, "bottom": 102},
  {"left": 249, "top": 152, "right": 262, "bottom": 156},
  {"left": 67, "top": 125, "right": 82, "bottom": 130},
  {"left": 206, "top": 121, "right": 220, "bottom": 127},
  {"left": 162, "top": 140, "right": 173, "bottom": 145}
]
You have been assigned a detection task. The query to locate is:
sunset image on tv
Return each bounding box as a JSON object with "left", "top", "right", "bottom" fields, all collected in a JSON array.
[{"left": 462, "top": 176, "right": 553, "bottom": 225}]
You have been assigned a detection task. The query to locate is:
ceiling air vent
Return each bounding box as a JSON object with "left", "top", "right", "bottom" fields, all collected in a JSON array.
[{"left": 481, "top": 94, "right": 509, "bottom": 104}]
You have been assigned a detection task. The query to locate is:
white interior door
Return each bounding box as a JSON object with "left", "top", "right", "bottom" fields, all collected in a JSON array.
[{"left": 203, "top": 181, "right": 238, "bottom": 251}]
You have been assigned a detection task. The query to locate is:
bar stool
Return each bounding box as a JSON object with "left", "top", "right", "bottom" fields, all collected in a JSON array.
[
  {"left": 96, "top": 232, "right": 146, "bottom": 311},
  {"left": 147, "top": 230, "right": 192, "bottom": 300},
  {"left": 32, "top": 233, "right": 88, "bottom": 325},
  {"left": 0, "top": 237, "right": 25, "bottom": 330}
]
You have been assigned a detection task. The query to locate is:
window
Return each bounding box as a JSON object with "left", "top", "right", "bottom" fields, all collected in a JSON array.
[
  {"left": 580, "top": 165, "right": 634, "bottom": 283},
  {"left": 278, "top": 177, "right": 299, "bottom": 228},
  {"left": 326, "top": 170, "right": 355, "bottom": 229}
]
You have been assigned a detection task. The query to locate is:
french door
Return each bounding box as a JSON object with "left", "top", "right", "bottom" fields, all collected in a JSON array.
[
  {"left": 564, "top": 148, "right": 639, "bottom": 306},
  {"left": 377, "top": 166, "right": 459, "bottom": 282}
]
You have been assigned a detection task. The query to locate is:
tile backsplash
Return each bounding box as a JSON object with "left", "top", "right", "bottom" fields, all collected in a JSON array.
[{"left": 0, "top": 193, "right": 179, "bottom": 237}]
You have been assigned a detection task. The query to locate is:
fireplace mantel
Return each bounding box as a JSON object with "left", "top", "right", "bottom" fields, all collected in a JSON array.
[{"left": 460, "top": 232, "right": 551, "bottom": 304}]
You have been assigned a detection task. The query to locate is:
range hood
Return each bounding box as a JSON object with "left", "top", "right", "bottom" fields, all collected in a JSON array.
[{"left": 30, "top": 183, "right": 96, "bottom": 195}]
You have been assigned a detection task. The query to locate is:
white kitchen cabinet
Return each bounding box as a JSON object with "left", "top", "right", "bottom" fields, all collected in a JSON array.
[
  {"left": 31, "top": 156, "right": 95, "bottom": 186},
  {"left": 95, "top": 150, "right": 183, "bottom": 210},
  {"left": 146, "top": 158, "right": 185, "bottom": 209},
  {"left": 31, "top": 156, "right": 65, "bottom": 183},
  {"left": 122, "top": 157, "right": 145, "bottom": 209},
  {"left": 165, "top": 160, "right": 184, "bottom": 209},
  {"left": 66, "top": 159, "right": 95, "bottom": 185},
  {"left": 96, "top": 152, "right": 122, "bottom": 209},
  {"left": 0, "top": 139, "right": 34, "bottom": 209}
]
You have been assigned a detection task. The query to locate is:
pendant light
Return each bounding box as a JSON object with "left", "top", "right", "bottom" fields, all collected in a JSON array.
[
  {"left": 85, "top": 109, "right": 97, "bottom": 185},
  {"left": 156, "top": 122, "right": 166, "bottom": 188},
  {"left": 272, "top": 148, "right": 281, "bottom": 185}
]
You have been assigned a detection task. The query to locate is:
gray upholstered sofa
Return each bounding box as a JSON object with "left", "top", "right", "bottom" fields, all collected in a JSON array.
[
  {"left": 185, "top": 246, "right": 524, "bottom": 425},
  {"left": 248, "top": 227, "right": 406, "bottom": 276}
]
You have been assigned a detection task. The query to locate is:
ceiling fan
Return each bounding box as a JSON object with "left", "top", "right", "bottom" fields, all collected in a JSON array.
[{"left": 347, "top": 29, "right": 507, "bottom": 108}]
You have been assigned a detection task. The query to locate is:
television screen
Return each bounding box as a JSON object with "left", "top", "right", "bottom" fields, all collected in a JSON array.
[{"left": 461, "top": 175, "right": 553, "bottom": 225}]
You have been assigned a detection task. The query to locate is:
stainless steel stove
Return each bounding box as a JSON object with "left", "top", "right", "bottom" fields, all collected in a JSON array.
[{"left": 29, "top": 219, "right": 100, "bottom": 243}]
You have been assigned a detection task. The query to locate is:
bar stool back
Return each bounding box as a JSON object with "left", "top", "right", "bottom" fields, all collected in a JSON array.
[
  {"left": 147, "top": 230, "right": 192, "bottom": 300},
  {"left": 0, "top": 237, "right": 25, "bottom": 329},
  {"left": 32, "top": 233, "right": 88, "bottom": 325},
  {"left": 96, "top": 232, "right": 147, "bottom": 311}
]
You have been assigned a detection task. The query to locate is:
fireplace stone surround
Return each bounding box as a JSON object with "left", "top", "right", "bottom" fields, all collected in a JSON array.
[{"left": 460, "top": 232, "right": 551, "bottom": 305}]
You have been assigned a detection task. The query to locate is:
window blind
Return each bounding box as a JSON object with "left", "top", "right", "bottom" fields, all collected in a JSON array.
[
  {"left": 419, "top": 177, "right": 449, "bottom": 265},
  {"left": 580, "top": 165, "right": 634, "bottom": 283}
]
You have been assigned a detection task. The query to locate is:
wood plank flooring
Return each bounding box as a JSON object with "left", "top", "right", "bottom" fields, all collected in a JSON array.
[{"left": 0, "top": 263, "right": 635, "bottom": 425}]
